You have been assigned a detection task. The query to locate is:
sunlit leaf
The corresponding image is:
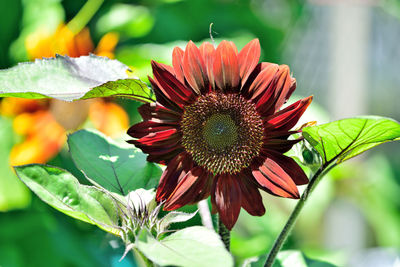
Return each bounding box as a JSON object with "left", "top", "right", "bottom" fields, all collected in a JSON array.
[
  {"left": 158, "top": 211, "right": 198, "bottom": 234},
  {"left": 68, "top": 129, "right": 162, "bottom": 195},
  {"left": 276, "top": 250, "right": 336, "bottom": 267},
  {"left": 0, "top": 54, "right": 154, "bottom": 102},
  {"left": 242, "top": 250, "right": 336, "bottom": 267},
  {"left": 302, "top": 116, "right": 400, "bottom": 165},
  {"left": 137, "top": 226, "right": 234, "bottom": 267},
  {"left": 14, "top": 164, "right": 121, "bottom": 235}
]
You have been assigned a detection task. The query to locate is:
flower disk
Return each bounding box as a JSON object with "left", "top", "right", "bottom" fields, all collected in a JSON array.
[{"left": 181, "top": 93, "right": 263, "bottom": 175}]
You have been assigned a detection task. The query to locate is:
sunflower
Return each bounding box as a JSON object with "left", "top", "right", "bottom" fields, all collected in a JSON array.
[{"left": 127, "top": 39, "right": 312, "bottom": 229}]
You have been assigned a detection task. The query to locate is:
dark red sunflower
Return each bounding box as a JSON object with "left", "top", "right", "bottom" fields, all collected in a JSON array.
[{"left": 127, "top": 39, "right": 312, "bottom": 230}]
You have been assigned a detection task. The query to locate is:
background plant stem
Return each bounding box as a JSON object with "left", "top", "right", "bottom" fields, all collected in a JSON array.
[
  {"left": 67, "top": 0, "right": 104, "bottom": 34},
  {"left": 198, "top": 199, "right": 214, "bottom": 230},
  {"left": 264, "top": 164, "right": 333, "bottom": 267},
  {"left": 218, "top": 215, "right": 231, "bottom": 251}
]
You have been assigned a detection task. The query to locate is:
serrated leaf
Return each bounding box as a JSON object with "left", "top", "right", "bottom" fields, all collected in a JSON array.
[
  {"left": 0, "top": 54, "right": 154, "bottom": 102},
  {"left": 14, "top": 164, "right": 121, "bottom": 235},
  {"left": 137, "top": 226, "right": 234, "bottom": 267},
  {"left": 68, "top": 129, "right": 162, "bottom": 195},
  {"left": 302, "top": 116, "right": 400, "bottom": 165}
]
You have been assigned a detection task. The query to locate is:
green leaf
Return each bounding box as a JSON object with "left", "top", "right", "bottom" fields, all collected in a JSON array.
[
  {"left": 302, "top": 116, "right": 400, "bottom": 165},
  {"left": 0, "top": 54, "right": 154, "bottom": 102},
  {"left": 275, "top": 251, "right": 336, "bottom": 267},
  {"left": 242, "top": 251, "right": 336, "bottom": 267},
  {"left": 137, "top": 226, "right": 234, "bottom": 267},
  {"left": 68, "top": 129, "right": 162, "bottom": 195},
  {"left": 158, "top": 211, "right": 198, "bottom": 234},
  {"left": 14, "top": 164, "right": 121, "bottom": 235}
]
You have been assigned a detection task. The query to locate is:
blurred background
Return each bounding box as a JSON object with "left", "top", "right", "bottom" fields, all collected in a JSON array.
[{"left": 0, "top": 0, "right": 399, "bottom": 266}]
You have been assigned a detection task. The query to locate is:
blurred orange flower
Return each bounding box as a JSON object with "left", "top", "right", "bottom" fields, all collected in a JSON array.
[{"left": 1, "top": 24, "right": 128, "bottom": 166}]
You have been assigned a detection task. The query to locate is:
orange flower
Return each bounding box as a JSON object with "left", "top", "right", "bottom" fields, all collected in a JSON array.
[
  {"left": 25, "top": 24, "right": 119, "bottom": 60},
  {"left": 2, "top": 24, "right": 127, "bottom": 165}
]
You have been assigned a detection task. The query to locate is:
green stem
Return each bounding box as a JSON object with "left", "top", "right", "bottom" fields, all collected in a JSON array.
[
  {"left": 218, "top": 215, "right": 231, "bottom": 251},
  {"left": 264, "top": 163, "right": 334, "bottom": 267},
  {"left": 198, "top": 199, "right": 214, "bottom": 230},
  {"left": 67, "top": 0, "right": 104, "bottom": 34}
]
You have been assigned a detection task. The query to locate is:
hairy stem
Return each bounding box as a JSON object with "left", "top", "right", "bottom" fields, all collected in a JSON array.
[
  {"left": 264, "top": 164, "right": 333, "bottom": 267},
  {"left": 218, "top": 215, "right": 231, "bottom": 251},
  {"left": 198, "top": 199, "right": 214, "bottom": 230}
]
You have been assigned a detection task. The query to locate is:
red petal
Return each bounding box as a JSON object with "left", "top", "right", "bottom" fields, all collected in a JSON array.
[
  {"left": 252, "top": 158, "right": 300, "bottom": 199},
  {"left": 147, "top": 148, "right": 182, "bottom": 165},
  {"left": 152, "top": 61, "right": 196, "bottom": 108},
  {"left": 156, "top": 152, "right": 194, "bottom": 201},
  {"left": 211, "top": 174, "right": 241, "bottom": 230},
  {"left": 131, "top": 128, "right": 178, "bottom": 146},
  {"left": 172, "top": 47, "right": 185, "bottom": 84},
  {"left": 164, "top": 166, "right": 209, "bottom": 210},
  {"left": 137, "top": 102, "right": 181, "bottom": 123},
  {"left": 182, "top": 41, "right": 209, "bottom": 94},
  {"left": 247, "top": 63, "right": 279, "bottom": 101},
  {"left": 127, "top": 121, "right": 177, "bottom": 139},
  {"left": 238, "top": 39, "right": 261, "bottom": 87},
  {"left": 256, "top": 65, "right": 296, "bottom": 115},
  {"left": 265, "top": 96, "right": 313, "bottom": 132},
  {"left": 149, "top": 77, "right": 181, "bottom": 112},
  {"left": 131, "top": 140, "right": 182, "bottom": 158},
  {"left": 192, "top": 172, "right": 213, "bottom": 202},
  {"left": 199, "top": 42, "right": 215, "bottom": 92},
  {"left": 264, "top": 130, "right": 299, "bottom": 139},
  {"left": 262, "top": 138, "right": 301, "bottom": 154},
  {"left": 237, "top": 174, "right": 265, "bottom": 216},
  {"left": 260, "top": 149, "right": 309, "bottom": 185},
  {"left": 213, "top": 41, "right": 240, "bottom": 92}
]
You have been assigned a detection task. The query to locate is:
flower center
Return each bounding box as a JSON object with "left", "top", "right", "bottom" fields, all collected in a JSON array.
[
  {"left": 203, "top": 114, "right": 238, "bottom": 150},
  {"left": 181, "top": 93, "right": 264, "bottom": 175}
]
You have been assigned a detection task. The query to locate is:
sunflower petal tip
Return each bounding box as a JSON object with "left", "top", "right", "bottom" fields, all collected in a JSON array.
[
  {"left": 249, "top": 38, "right": 260, "bottom": 47},
  {"left": 187, "top": 40, "right": 197, "bottom": 48}
]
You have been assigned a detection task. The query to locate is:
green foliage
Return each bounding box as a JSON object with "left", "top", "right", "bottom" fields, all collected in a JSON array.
[
  {"left": 137, "top": 226, "right": 234, "bottom": 267},
  {"left": 0, "top": 0, "right": 22, "bottom": 68},
  {"left": 242, "top": 250, "right": 336, "bottom": 267},
  {"left": 157, "top": 211, "right": 198, "bottom": 236},
  {"left": 96, "top": 4, "right": 155, "bottom": 38},
  {"left": 0, "top": 54, "right": 154, "bottom": 102},
  {"left": 274, "top": 251, "right": 336, "bottom": 267},
  {"left": 0, "top": 117, "right": 31, "bottom": 211},
  {"left": 302, "top": 116, "right": 400, "bottom": 165},
  {"left": 0, "top": 199, "right": 135, "bottom": 267},
  {"left": 14, "top": 164, "right": 121, "bottom": 235},
  {"left": 68, "top": 129, "right": 162, "bottom": 195},
  {"left": 9, "top": 0, "right": 65, "bottom": 63}
]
